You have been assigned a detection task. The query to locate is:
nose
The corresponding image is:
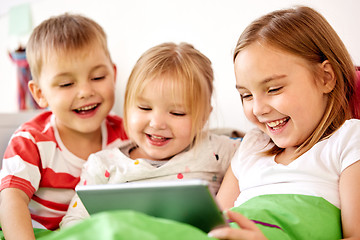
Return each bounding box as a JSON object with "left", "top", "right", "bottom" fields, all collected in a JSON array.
[
  {"left": 252, "top": 96, "right": 271, "bottom": 116},
  {"left": 78, "top": 81, "right": 95, "bottom": 99},
  {"left": 149, "top": 111, "right": 167, "bottom": 130}
]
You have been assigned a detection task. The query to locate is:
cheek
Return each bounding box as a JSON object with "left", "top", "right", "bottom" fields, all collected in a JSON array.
[
  {"left": 50, "top": 92, "right": 69, "bottom": 107},
  {"left": 242, "top": 103, "right": 255, "bottom": 122},
  {"left": 127, "top": 112, "right": 144, "bottom": 132},
  {"left": 175, "top": 119, "right": 193, "bottom": 140},
  {"left": 102, "top": 85, "right": 115, "bottom": 99}
]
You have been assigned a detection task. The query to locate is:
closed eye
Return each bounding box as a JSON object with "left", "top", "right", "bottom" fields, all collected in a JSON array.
[
  {"left": 59, "top": 82, "right": 73, "bottom": 88},
  {"left": 170, "top": 112, "right": 186, "bottom": 116},
  {"left": 240, "top": 93, "right": 253, "bottom": 101},
  {"left": 138, "top": 106, "right": 151, "bottom": 111},
  {"left": 92, "top": 76, "right": 105, "bottom": 81},
  {"left": 268, "top": 87, "right": 283, "bottom": 93}
]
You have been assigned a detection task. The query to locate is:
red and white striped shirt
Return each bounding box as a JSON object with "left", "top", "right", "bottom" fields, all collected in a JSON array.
[{"left": 0, "top": 111, "right": 127, "bottom": 230}]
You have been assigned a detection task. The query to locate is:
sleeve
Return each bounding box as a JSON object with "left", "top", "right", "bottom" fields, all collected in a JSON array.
[
  {"left": 339, "top": 120, "right": 360, "bottom": 172},
  {"left": 60, "top": 193, "right": 90, "bottom": 228},
  {"left": 231, "top": 128, "right": 270, "bottom": 180},
  {"left": 60, "top": 152, "right": 112, "bottom": 228},
  {"left": 79, "top": 151, "right": 113, "bottom": 186},
  {"left": 0, "top": 130, "right": 41, "bottom": 198},
  {"left": 212, "top": 134, "right": 241, "bottom": 173},
  {"left": 230, "top": 147, "right": 242, "bottom": 180}
]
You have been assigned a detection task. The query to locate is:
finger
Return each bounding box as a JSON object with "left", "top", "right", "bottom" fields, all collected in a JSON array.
[
  {"left": 208, "top": 226, "right": 249, "bottom": 240},
  {"left": 226, "top": 211, "right": 259, "bottom": 231}
]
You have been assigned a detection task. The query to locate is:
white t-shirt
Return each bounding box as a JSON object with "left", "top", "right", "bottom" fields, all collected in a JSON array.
[{"left": 232, "top": 119, "right": 360, "bottom": 208}]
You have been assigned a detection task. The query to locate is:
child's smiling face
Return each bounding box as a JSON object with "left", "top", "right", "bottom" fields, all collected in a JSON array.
[
  {"left": 30, "top": 42, "right": 116, "bottom": 137},
  {"left": 234, "top": 42, "right": 330, "bottom": 151},
  {"left": 126, "top": 77, "right": 193, "bottom": 161}
]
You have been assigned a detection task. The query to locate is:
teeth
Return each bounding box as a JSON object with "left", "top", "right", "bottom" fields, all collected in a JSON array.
[
  {"left": 77, "top": 104, "right": 97, "bottom": 111},
  {"left": 151, "top": 135, "right": 165, "bottom": 140},
  {"left": 267, "top": 118, "right": 287, "bottom": 128}
]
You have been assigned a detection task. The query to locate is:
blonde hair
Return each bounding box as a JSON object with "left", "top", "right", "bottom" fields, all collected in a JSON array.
[
  {"left": 233, "top": 6, "right": 357, "bottom": 158},
  {"left": 26, "top": 13, "right": 111, "bottom": 82},
  {"left": 124, "top": 42, "right": 214, "bottom": 146}
]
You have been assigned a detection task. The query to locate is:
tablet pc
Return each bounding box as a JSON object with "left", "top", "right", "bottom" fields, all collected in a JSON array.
[{"left": 75, "top": 179, "right": 227, "bottom": 232}]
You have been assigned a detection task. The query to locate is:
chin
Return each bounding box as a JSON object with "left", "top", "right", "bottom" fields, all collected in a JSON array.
[
  {"left": 153, "top": 155, "right": 171, "bottom": 161},
  {"left": 149, "top": 153, "right": 173, "bottom": 161}
]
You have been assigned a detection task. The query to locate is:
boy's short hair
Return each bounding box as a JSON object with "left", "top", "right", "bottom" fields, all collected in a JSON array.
[{"left": 26, "top": 13, "right": 111, "bottom": 82}]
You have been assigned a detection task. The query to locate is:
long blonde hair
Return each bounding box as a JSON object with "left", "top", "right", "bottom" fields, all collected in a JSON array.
[{"left": 233, "top": 6, "right": 357, "bottom": 158}]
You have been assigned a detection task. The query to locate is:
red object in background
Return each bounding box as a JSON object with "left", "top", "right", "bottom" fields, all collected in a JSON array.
[
  {"left": 352, "top": 68, "right": 360, "bottom": 119},
  {"left": 9, "top": 47, "right": 40, "bottom": 110}
]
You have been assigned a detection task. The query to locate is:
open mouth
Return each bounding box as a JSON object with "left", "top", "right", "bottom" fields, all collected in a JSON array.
[
  {"left": 146, "top": 134, "right": 170, "bottom": 143},
  {"left": 73, "top": 104, "right": 99, "bottom": 114},
  {"left": 266, "top": 117, "right": 290, "bottom": 130}
]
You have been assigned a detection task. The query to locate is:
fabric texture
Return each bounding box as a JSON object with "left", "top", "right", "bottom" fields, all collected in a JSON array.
[
  {"left": 0, "top": 111, "right": 127, "bottom": 230},
  {"left": 35, "top": 194, "right": 340, "bottom": 240},
  {"left": 232, "top": 119, "right": 360, "bottom": 208},
  {"left": 231, "top": 194, "right": 341, "bottom": 240},
  {"left": 60, "top": 133, "right": 240, "bottom": 228},
  {"left": 40, "top": 211, "right": 214, "bottom": 240}
]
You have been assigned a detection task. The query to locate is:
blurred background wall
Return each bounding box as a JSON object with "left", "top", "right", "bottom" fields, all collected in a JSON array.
[{"left": 1, "top": 0, "right": 359, "bottom": 132}]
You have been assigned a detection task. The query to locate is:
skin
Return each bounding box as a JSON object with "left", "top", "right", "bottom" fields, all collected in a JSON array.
[
  {"left": 29, "top": 46, "right": 117, "bottom": 159},
  {"left": 0, "top": 189, "right": 35, "bottom": 240},
  {"left": 127, "top": 77, "right": 195, "bottom": 160},
  {"left": 0, "top": 43, "right": 116, "bottom": 240},
  {"left": 210, "top": 42, "right": 360, "bottom": 239},
  {"left": 208, "top": 211, "right": 267, "bottom": 240},
  {"left": 235, "top": 42, "right": 332, "bottom": 164}
]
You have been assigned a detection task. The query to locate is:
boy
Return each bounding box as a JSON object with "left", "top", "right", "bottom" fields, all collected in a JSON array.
[{"left": 0, "top": 13, "right": 127, "bottom": 240}]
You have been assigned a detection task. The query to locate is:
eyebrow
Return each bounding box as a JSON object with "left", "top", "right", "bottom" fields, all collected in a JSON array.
[
  {"left": 235, "top": 74, "right": 287, "bottom": 89},
  {"left": 91, "top": 64, "right": 109, "bottom": 72}
]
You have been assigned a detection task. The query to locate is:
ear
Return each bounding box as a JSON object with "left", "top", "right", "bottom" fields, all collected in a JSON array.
[
  {"left": 28, "top": 80, "right": 49, "bottom": 108},
  {"left": 319, "top": 60, "right": 336, "bottom": 93},
  {"left": 112, "top": 64, "right": 117, "bottom": 84},
  {"left": 208, "top": 105, "right": 213, "bottom": 117}
]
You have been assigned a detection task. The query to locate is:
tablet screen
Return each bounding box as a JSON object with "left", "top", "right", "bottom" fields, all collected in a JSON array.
[{"left": 76, "top": 179, "right": 227, "bottom": 232}]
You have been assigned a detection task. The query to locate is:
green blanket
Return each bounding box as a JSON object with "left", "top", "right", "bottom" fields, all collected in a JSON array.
[
  {"left": 38, "top": 210, "right": 213, "bottom": 240},
  {"left": 230, "top": 194, "right": 342, "bottom": 240},
  {"left": 1, "top": 194, "right": 342, "bottom": 239}
]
